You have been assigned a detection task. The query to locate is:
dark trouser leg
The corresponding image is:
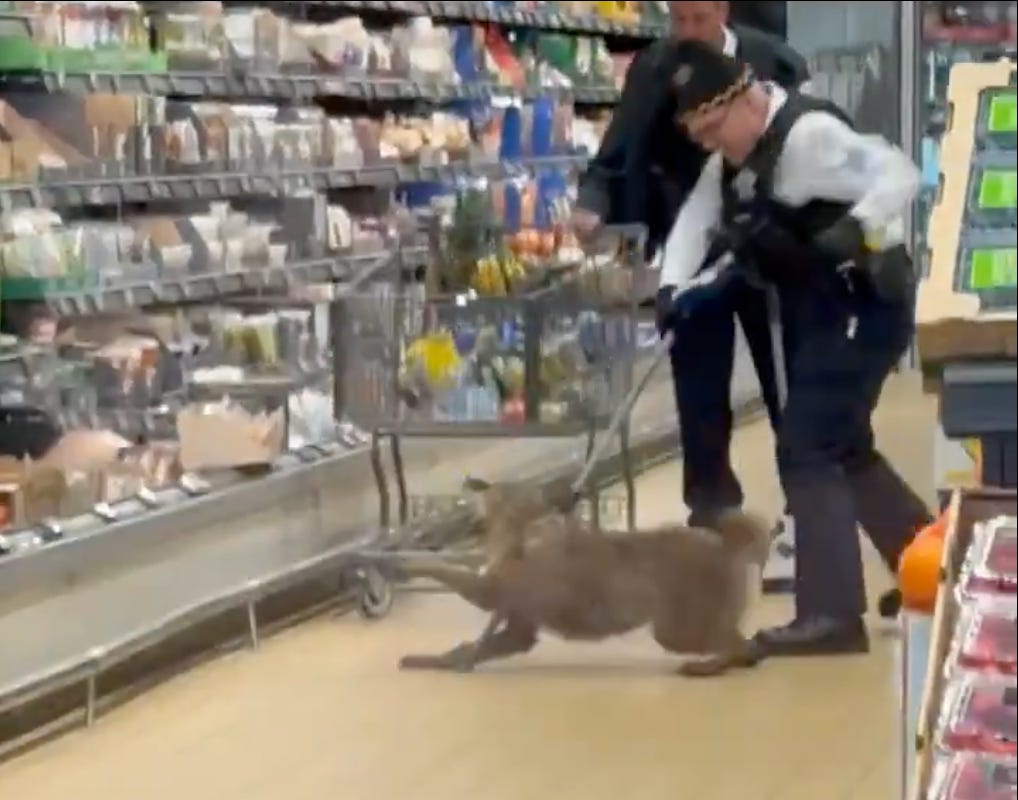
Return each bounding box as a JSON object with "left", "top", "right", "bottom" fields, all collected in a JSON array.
[
  {"left": 756, "top": 290, "right": 915, "bottom": 656},
  {"left": 847, "top": 451, "right": 933, "bottom": 572},
  {"left": 670, "top": 291, "right": 742, "bottom": 527}
]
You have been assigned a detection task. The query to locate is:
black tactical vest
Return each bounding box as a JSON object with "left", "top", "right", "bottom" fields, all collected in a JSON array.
[
  {"left": 736, "top": 92, "right": 855, "bottom": 237},
  {"left": 718, "top": 92, "right": 915, "bottom": 301}
]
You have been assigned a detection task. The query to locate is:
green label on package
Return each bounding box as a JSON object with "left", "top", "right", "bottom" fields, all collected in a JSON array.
[
  {"left": 987, "top": 92, "right": 1018, "bottom": 135},
  {"left": 969, "top": 248, "right": 1018, "bottom": 291},
  {"left": 977, "top": 169, "right": 1018, "bottom": 209}
]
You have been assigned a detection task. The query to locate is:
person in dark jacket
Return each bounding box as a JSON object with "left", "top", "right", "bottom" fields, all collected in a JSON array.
[
  {"left": 654, "top": 40, "right": 932, "bottom": 656},
  {"left": 729, "top": 0, "right": 787, "bottom": 40},
  {"left": 573, "top": 1, "right": 809, "bottom": 588}
]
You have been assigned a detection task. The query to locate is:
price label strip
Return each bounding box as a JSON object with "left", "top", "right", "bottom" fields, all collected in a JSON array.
[
  {"left": 965, "top": 158, "right": 1017, "bottom": 229},
  {"left": 956, "top": 230, "right": 1018, "bottom": 312},
  {"left": 978, "top": 88, "right": 1018, "bottom": 150}
]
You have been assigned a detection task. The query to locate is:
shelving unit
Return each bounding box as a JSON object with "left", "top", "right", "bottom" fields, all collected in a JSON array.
[
  {"left": 903, "top": 17, "right": 1017, "bottom": 795},
  {"left": 907, "top": 1, "right": 1016, "bottom": 495},
  {"left": 916, "top": 56, "right": 1016, "bottom": 491},
  {"left": 0, "top": 0, "right": 662, "bottom": 554}
]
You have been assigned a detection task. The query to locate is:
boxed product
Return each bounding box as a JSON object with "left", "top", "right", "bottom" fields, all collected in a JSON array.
[
  {"left": 962, "top": 516, "right": 1018, "bottom": 598},
  {"left": 927, "top": 753, "right": 1017, "bottom": 800},
  {"left": 0, "top": 0, "right": 164, "bottom": 73},
  {"left": 947, "top": 602, "right": 1018, "bottom": 679},
  {"left": 937, "top": 677, "right": 1017, "bottom": 759},
  {"left": 177, "top": 400, "right": 285, "bottom": 471}
]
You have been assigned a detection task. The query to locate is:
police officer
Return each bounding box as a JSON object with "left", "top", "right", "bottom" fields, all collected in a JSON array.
[
  {"left": 655, "top": 41, "right": 933, "bottom": 656},
  {"left": 573, "top": 3, "right": 808, "bottom": 544}
]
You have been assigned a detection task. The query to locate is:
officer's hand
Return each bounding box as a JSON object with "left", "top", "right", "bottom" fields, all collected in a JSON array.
[
  {"left": 570, "top": 208, "right": 602, "bottom": 242},
  {"left": 655, "top": 273, "right": 732, "bottom": 337},
  {"left": 654, "top": 285, "right": 678, "bottom": 337},
  {"left": 813, "top": 215, "right": 867, "bottom": 265}
]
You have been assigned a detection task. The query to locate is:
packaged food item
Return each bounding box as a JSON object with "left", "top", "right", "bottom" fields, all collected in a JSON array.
[
  {"left": 938, "top": 678, "right": 1018, "bottom": 758},
  {"left": 927, "top": 753, "right": 1017, "bottom": 800},
  {"left": 964, "top": 517, "right": 1018, "bottom": 597},
  {"left": 948, "top": 603, "right": 1018, "bottom": 678}
]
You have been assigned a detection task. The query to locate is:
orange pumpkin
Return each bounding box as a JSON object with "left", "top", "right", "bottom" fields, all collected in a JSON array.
[{"left": 898, "top": 515, "right": 949, "bottom": 613}]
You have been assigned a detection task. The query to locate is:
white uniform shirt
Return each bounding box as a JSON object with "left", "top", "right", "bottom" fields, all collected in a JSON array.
[{"left": 658, "top": 84, "right": 920, "bottom": 287}]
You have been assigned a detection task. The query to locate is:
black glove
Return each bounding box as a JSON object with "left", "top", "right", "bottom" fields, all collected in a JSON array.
[
  {"left": 655, "top": 266, "right": 740, "bottom": 337},
  {"left": 710, "top": 212, "right": 763, "bottom": 262},
  {"left": 655, "top": 285, "right": 678, "bottom": 337},
  {"left": 813, "top": 215, "right": 867, "bottom": 266},
  {"left": 814, "top": 216, "right": 916, "bottom": 303}
]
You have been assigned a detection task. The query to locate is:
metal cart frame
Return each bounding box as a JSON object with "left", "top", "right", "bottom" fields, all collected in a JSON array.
[{"left": 332, "top": 225, "right": 652, "bottom": 540}]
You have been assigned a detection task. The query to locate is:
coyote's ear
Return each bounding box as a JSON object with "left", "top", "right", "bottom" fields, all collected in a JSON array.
[{"left": 463, "top": 476, "right": 492, "bottom": 493}]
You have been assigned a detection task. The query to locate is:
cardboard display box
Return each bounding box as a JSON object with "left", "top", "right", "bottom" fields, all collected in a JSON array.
[{"left": 177, "top": 400, "right": 284, "bottom": 472}]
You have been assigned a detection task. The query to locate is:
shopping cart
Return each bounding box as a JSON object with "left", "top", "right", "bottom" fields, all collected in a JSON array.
[{"left": 332, "top": 224, "right": 656, "bottom": 616}]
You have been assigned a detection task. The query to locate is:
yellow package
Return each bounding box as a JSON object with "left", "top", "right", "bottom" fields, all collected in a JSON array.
[{"left": 406, "top": 332, "right": 461, "bottom": 388}]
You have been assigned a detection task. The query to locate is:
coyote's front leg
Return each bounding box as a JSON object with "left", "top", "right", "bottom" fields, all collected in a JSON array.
[{"left": 400, "top": 615, "right": 538, "bottom": 672}]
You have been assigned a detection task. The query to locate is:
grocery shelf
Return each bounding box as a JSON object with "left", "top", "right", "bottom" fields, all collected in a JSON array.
[
  {"left": 38, "top": 246, "right": 429, "bottom": 316},
  {"left": 0, "top": 0, "right": 633, "bottom": 686},
  {"left": 274, "top": 0, "right": 667, "bottom": 39},
  {"left": 0, "top": 154, "right": 589, "bottom": 212},
  {"left": 0, "top": 69, "right": 621, "bottom": 106}
]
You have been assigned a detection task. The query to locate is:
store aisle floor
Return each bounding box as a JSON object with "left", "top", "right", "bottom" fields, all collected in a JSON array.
[{"left": 0, "top": 373, "right": 936, "bottom": 800}]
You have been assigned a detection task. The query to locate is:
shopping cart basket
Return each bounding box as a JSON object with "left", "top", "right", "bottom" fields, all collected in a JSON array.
[{"left": 333, "top": 224, "right": 653, "bottom": 526}]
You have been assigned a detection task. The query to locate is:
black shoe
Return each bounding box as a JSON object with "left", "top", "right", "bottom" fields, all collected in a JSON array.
[
  {"left": 878, "top": 589, "right": 902, "bottom": 619},
  {"left": 753, "top": 616, "right": 870, "bottom": 658}
]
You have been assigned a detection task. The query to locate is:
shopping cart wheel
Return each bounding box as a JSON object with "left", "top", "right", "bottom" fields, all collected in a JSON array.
[{"left": 355, "top": 566, "right": 394, "bottom": 620}]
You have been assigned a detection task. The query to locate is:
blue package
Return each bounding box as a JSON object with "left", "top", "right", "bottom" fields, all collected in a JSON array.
[
  {"left": 400, "top": 182, "right": 448, "bottom": 209},
  {"left": 453, "top": 325, "right": 478, "bottom": 356},
  {"left": 500, "top": 105, "right": 523, "bottom": 162},
  {"left": 452, "top": 26, "right": 479, "bottom": 81},
  {"left": 921, "top": 137, "right": 940, "bottom": 188},
  {"left": 535, "top": 169, "right": 568, "bottom": 229},
  {"left": 503, "top": 181, "right": 522, "bottom": 233},
  {"left": 531, "top": 95, "right": 555, "bottom": 158}
]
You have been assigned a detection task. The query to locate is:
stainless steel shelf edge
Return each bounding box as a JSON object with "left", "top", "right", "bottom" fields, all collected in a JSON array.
[
  {"left": 1, "top": 70, "right": 622, "bottom": 105},
  {"left": 0, "top": 442, "right": 375, "bottom": 611},
  {"left": 39, "top": 247, "right": 428, "bottom": 315},
  {"left": 291, "top": 0, "right": 667, "bottom": 38},
  {"left": 0, "top": 528, "right": 383, "bottom": 716},
  {"left": 0, "top": 154, "right": 590, "bottom": 211}
]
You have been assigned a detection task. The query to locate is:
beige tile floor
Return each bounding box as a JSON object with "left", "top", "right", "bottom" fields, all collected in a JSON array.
[{"left": 0, "top": 373, "right": 937, "bottom": 800}]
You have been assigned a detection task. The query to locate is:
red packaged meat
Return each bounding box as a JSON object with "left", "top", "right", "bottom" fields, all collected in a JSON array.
[
  {"left": 964, "top": 518, "right": 1017, "bottom": 597},
  {"left": 939, "top": 679, "right": 1018, "bottom": 758},
  {"left": 928, "top": 754, "right": 1017, "bottom": 800},
  {"left": 950, "top": 604, "right": 1018, "bottom": 677}
]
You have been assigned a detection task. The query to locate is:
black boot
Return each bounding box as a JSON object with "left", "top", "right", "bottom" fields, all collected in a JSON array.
[
  {"left": 878, "top": 589, "right": 902, "bottom": 619},
  {"left": 753, "top": 616, "right": 870, "bottom": 658}
]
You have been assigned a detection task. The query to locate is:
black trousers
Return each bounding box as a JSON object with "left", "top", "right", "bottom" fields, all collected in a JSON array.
[
  {"left": 668, "top": 277, "right": 795, "bottom": 527},
  {"left": 777, "top": 281, "right": 932, "bottom": 619}
]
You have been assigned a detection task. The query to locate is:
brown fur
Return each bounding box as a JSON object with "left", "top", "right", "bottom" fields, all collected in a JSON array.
[{"left": 397, "top": 478, "right": 771, "bottom": 677}]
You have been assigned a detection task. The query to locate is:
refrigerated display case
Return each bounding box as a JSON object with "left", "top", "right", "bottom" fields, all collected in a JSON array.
[
  {"left": 911, "top": 1, "right": 1017, "bottom": 276},
  {"left": 907, "top": 2, "right": 1016, "bottom": 496}
]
